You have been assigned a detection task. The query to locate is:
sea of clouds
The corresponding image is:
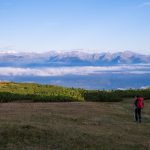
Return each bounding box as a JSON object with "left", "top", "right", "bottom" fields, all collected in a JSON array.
[{"left": 0, "top": 65, "right": 150, "bottom": 77}]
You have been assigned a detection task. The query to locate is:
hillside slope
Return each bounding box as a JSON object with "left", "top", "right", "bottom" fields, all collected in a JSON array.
[{"left": 0, "top": 82, "right": 150, "bottom": 102}]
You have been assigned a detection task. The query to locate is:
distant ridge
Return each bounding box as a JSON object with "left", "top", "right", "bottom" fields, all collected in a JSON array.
[{"left": 0, "top": 50, "right": 150, "bottom": 67}]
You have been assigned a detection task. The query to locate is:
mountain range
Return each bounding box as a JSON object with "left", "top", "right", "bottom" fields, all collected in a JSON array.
[
  {"left": 0, "top": 50, "right": 150, "bottom": 67},
  {"left": 0, "top": 50, "right": 150, "bottom": 89}
]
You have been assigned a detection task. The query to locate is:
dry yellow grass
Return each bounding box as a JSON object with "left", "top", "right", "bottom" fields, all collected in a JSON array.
[{"left": 0, "top": 100, "right": 150, "bottom": 150}]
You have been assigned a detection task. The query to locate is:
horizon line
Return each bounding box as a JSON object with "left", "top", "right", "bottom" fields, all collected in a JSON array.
[{"left": 0, "top": 49, "right": 149, "bottom": 55}]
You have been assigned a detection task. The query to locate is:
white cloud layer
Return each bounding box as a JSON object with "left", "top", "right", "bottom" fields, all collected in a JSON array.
[{"left": 0, "top": 65, "right": 150, "bottom": 77}]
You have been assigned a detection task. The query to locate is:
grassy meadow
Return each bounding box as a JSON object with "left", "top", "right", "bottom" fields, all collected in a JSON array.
[
  {"left": 0, "top": 100, "right": 150, "bottom": 150},
  {"left": 0, "top": 82, "right": 150, "bottom": 150}
]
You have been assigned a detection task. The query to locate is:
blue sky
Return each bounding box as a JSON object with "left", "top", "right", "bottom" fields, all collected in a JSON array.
[{"left": 0, "top": 0, "right": 150, "bottom": 54}]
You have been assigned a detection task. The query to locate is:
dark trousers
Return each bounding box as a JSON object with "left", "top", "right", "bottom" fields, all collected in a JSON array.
[{"left": 135, "top": 108, "right": 141, "bottom": 122}]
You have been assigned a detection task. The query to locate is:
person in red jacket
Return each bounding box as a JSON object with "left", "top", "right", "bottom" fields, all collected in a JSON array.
[{"left": 134, "top": 95, "right": 144, "bottom": 123}]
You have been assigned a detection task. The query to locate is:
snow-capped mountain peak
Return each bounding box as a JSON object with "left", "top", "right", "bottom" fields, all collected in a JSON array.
[{"left": 0, "top": 50, "right": 150, "bottom": 67}]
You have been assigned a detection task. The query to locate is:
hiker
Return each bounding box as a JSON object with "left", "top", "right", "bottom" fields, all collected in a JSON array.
[{"left": 134, "top": 95, "right": 144, "bottom": 123}]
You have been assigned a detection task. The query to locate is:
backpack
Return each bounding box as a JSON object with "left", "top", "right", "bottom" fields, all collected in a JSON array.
[{"left": 137, "top": 97, "right": 144, "bottom": 109}]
